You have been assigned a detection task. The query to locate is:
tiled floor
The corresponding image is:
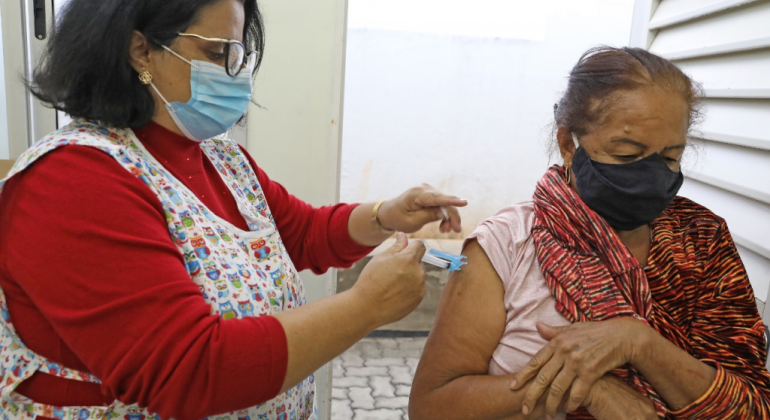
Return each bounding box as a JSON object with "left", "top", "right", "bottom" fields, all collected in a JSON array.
[{"left": 331, "top": 337, "right": 427, "bottom": 420}]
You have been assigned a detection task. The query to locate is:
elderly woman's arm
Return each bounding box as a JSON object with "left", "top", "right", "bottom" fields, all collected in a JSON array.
[
  {"left": 514, "top": 220, "right": 770, "bottom": 419},
  {"left": 656, "top": 221, "right": 770, "bottom": 418},
  {"left": 409, "top": 240, "right": 533, "bottom": 420},
  {"left": 409, "top": 240, "right": 657, "bottom": 420}
]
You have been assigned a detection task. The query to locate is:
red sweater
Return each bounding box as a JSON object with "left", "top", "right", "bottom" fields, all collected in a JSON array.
[{"left": 0, "top": 122, "right": 372, "bottom": 420}]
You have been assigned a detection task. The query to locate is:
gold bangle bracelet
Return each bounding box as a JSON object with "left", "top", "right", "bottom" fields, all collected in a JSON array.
[{"left": 371, "top": 200, "right": 393, "bottom": 231}]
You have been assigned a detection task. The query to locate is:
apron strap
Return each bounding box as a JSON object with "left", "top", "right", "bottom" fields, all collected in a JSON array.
[
  {"left": 26, "top": 402, "right": 116, "bottom": 420},
  {"left": 36, "top": 360, "right": 101, "bottom": 384}
]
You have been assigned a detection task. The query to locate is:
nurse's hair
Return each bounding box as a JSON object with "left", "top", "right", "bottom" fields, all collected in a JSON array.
[
  {"left": 29, "top": 0, "right": 264, "bottom": 129},
  {"left": 553, "top": 46, "right": 704, "bottom": 137}
]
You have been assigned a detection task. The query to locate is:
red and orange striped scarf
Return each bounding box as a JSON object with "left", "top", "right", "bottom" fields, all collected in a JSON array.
[{"left": 532, "top": 165, "right": 667, "bottom": 418}]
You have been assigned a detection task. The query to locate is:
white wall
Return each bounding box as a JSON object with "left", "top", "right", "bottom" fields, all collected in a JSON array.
[{"left": 340, "top": 0, "right": 637, "bottom": 239}]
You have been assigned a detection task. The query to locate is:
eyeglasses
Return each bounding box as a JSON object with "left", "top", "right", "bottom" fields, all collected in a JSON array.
[{"left": 177, "top": 33, "right": 259, "bottom": 77}]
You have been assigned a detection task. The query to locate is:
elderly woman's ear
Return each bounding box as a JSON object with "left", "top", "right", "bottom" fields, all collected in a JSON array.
[{"left": 556, "top": 126, "right": 578, "bottom": 165}]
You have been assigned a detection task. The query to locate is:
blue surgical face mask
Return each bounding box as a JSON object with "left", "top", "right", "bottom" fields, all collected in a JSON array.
[{"left": 149, "top": 46, "right": 254, "bottom": 142}]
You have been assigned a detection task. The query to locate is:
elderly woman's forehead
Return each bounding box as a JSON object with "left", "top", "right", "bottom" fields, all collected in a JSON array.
[{"left": 599, "top": 90, "right": 689, "bottom": 129}]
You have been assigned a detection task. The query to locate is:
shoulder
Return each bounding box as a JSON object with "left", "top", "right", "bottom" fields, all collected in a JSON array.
[
  {"left": 0, "top": 145, "right": 163, "bottom": 248},
  {"left": 661, "top": 196, "right": 726, "bottom": 236},
  {"left": 656, "top": 197, "right": 736, "bottom": 267},
  {"left": 5, "top": 121, "right": 159, "bottom": 205},
  {"left": 469, "top": 201, "right": 536, "bottom": 244},
  {"left": 465, "top": 201, "right": 536, "bottom": 282},
  {"left": 5, "top": 120, "right": 139, "bottom": 181},
  {"left": 8, "top": 145, "right": 156, "bottom": 202}
]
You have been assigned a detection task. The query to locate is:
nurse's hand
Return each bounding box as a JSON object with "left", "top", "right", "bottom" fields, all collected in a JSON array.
[
  {"left": 377, "top": 184, "right": 467, "bottom": 234},
  {"left": 275, "top": 232, "right": 426, "bottom": 393},
  {"left": 353, "top": 232, "right": 427, "bottom": 325}
]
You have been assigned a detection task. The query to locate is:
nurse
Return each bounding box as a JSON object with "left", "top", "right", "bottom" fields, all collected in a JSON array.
[{"left": 0, "top": 0, "right": 466, "bottom": 419}]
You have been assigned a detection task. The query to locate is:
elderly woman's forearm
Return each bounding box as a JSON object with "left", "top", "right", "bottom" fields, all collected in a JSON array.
[
  {"left": 410, "top": 375, "right": 550, "bottom": 420},
  {"left": 635, "top": 330, "right": 770, "bottom": 417},
  {"left": 667, "top": 363, "right": 770, "bottom": 419},
  {"left": 633, "top": 328, "right": 716, "bottom": 410}
]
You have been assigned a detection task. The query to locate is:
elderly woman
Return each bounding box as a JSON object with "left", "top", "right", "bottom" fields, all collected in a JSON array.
[
  {"left": 410, "top": 46, "right": 770, "bottom": 420},
  {"left": 0, "top": 0, "right": 466, "bottom": 419}
]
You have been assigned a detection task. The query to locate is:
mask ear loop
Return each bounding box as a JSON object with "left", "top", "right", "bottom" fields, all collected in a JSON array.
[
  {"left": 148, "top": 82, "right": 171, "bottom": 106},
  {"left": 160, "top": 44, "right": 200, "bottom": 70}
]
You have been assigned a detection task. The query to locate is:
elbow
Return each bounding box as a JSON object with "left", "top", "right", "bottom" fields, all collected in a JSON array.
[
  {"left": 408, "top": 398, "right": 436, "bottom": 420},
  {"left": 408, "top": 402, "right": 428, "bottom": 420},
  {"left": 408, "top": 398, "right": 425, "bottom": 420},
  {"left": 408, "top": 384, "right": 437, "bottom": 420}
]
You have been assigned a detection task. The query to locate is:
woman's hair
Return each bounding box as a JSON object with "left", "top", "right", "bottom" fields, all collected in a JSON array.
[
  {"left": 554, "top": 46, "right": 704, "bottom": 137},
  {"left": 30, "top": 0, "right": 264, "bottom": 128}
]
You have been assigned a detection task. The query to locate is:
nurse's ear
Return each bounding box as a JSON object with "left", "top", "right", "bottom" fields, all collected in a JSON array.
[
  {"left": 127, "top": 30, "right": 152, "bottom": 75},
  {"left": 556, "top": 126, "right": 578, "bottom": 167}
]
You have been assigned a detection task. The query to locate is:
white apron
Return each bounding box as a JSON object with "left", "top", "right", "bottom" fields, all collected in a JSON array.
[{"left": 0, "top": 119, "right": 315, "bottom": 420}]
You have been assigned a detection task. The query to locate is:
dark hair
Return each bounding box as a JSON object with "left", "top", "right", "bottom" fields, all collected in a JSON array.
[
  {"left": 554, "top": 46, "right": 703, "bottom": 138},
  {"left": 29, "top": 0, "right": 264, "bottom": 128}
]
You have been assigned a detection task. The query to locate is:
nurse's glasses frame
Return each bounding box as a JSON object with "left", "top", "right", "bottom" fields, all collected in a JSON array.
[{"left": 176, "top": 33, "right": 259, "bottom": 77}]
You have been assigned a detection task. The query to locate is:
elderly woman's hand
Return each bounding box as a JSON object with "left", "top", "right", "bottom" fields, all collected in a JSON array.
[
  {"left": 583, "top": 375, "right": 659, "bottom": 420},
  {"left": 511, "top": 318, "right": 654, "bottom": 417},
  {"left": 376, "top": 184, "right": 467, "bottom": 234}
]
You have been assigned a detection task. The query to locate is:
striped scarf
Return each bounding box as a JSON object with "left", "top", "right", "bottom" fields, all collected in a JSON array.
[{"left": 532, "top": 165, "right": 667, "bottom": 418}]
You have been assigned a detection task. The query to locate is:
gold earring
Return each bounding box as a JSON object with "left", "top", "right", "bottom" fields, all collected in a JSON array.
[
  {"left": 565, "top": 164, "right": 572, "bottom": 184},
  {"left": 138, "top": 67, "right": 152, "bottom": 85}
]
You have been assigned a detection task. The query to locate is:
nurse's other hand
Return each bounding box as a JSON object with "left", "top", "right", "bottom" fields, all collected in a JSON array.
[
  {"left": 352, "top": 232, "right": 427, "bottom": 326},
  {"left": 377, "top": 184, "right": 467, "bottom": 234}
]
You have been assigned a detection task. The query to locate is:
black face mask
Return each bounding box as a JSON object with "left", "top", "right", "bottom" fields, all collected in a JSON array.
[{"left": 572, "top": 146, "right": 684, "bottom": 231}]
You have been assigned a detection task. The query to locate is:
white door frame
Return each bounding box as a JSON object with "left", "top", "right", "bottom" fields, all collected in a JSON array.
[
  {"left": 1, "top": 0, "right": 57, "bottom": 158},
  {"left": 629, "top": 0, "right": 660, "bottom": 48}
]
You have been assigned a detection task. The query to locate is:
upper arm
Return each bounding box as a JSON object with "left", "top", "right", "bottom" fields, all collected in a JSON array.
[
  {"left": 412, "top": 239, "right": 508, "bottom": 393},
  {"left": 690, "top": 221, "right": 770, "bottom": 386}
]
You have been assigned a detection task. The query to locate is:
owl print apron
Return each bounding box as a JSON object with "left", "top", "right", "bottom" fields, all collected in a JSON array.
[{"left": 0, "top": 119, "right": 315, "bottom": 420}]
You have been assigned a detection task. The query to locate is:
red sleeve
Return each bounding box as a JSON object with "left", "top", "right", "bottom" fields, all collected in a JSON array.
[
  {"left": 240, "top": 146, "right": 374, "bottom": 274},
  {"left": 670, "top": 222, "right": 770, "bottom": 418},
  {"left": 0, "top": 146, "right": 288, "bottom": 420}
]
